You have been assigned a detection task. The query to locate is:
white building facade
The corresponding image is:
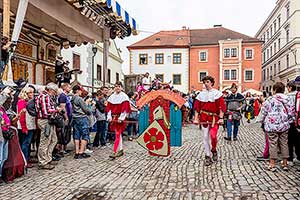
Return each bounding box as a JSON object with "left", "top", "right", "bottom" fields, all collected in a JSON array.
[
  {"left": 62, "top": 41, "right": 124, "bottom": 91},
  {"left": 256, "top": 0, "right": 300, "bottom": 93},
  {"left": 129, "top": 48, "right": 189, "bottom": 93}
]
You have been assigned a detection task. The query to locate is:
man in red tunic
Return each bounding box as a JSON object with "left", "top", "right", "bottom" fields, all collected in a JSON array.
[
  {"left": 194, "top": 76, "right": 226, "bottom": 166},
  {"left": 106, "top": 81, "right": 131, "bottom": 159}
]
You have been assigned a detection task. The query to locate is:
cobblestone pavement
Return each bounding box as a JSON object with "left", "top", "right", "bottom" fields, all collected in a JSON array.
[{"left": 1, "top": 123, "right": 300, "bottom": 200}]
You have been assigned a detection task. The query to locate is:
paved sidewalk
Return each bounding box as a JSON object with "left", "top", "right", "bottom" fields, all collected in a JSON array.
[{"left": 0, "top": 123, "right": 300, "bottom": 200}]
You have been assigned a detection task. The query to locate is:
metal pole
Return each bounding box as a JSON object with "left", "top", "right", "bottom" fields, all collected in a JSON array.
[
  {"left": 103, "top": 26, "right": 110, "bottom": 86},
  {"left": 92, "top": 53, "right": 95, "bottom": 93}
]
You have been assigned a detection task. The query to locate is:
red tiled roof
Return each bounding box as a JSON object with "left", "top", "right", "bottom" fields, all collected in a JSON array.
[
  {"left": 127, "top": 30, "right": 190, "bottom": 49},
  {"left": 190, "top": 27, "right": 261, "bottom": 46},
  {"left": 127, "top": 27, "right": 261, "bottom": 49}
]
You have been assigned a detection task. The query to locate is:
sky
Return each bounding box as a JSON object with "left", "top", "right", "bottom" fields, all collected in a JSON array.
[{"left": 115, "top": 0, "right": 276, "bottom": 74}]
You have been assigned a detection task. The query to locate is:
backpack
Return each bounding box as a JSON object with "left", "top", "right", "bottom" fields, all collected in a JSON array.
[
  {"left": 26, "top": 97, "right": 37, "bottom": 117},
  {"left": 295, "top": 92, "right": 300, "bottom": 129}
]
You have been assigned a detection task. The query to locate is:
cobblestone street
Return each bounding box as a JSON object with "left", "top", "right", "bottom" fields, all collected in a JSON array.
[{"left": 1, "top": 123, "right": 300, "bottom": 200}]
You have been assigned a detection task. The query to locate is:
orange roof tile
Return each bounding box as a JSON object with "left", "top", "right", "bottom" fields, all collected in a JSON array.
[{"left": 127, "top": 29, "right": 190, "bottom": 49}]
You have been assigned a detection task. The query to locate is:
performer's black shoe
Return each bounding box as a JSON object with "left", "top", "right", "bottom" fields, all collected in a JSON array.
[
  {"left": 233, "top": 137, "right": 238, "bottom": 141},
  {"left": 205, "top": 156, "right": 212, "bottom": 166},
  {"left": 212, "top": 152, "right": 218, "bottom": 162},
  {"left": 109, "top": 152, "right": 117, "bottom": 160},
  {"left": 224, "top": 137, "right": 232, "bottom": 141}
]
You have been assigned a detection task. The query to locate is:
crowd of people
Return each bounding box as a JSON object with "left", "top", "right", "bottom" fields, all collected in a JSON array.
[
  {"left": 0, "top": 78, "right": 135, "bottom": 182},
  {"left": 0, "top": 70, "right": 300, "bottom": 184}
]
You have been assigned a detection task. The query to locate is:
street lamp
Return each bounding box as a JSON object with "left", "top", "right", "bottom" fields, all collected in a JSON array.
[{"left": 92, "top": 46, "right": 98, "bottom": 93}]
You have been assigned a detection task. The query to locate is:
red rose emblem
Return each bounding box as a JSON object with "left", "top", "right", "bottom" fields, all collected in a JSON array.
[{"left": 143, "top": 127, "right": 164, "bottom": 151}]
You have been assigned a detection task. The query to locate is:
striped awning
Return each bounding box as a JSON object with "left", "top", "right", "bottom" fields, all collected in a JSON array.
[{"left": 101, "top": 0, "right": 138, "bottom": 35}]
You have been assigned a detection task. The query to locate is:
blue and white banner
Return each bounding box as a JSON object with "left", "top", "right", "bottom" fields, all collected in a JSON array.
[{"left": 102, "top": 0, "right": 138, "bottom": 35}]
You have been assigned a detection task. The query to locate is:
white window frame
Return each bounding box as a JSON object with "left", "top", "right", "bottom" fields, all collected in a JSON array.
[
  {"left": 245, "top": 48, "right": 254, "bottom": 60},
  {"left": 223, "top": 69, "right": 238, "bottom": 81},
  {"left": 244, "top": 69, "right": 254, "bottom": 82},
  {"left": 224, "top": 48, "right": 230, "bottom": 58},
  {"left": 198, "top": 71, "right": 208, "bottom": 83},
  {"left": 223, "top": 47, "right": 238, "bottom": 59},
  {"left": 199, "top": 50, "right": 208, "bottom": 62}
]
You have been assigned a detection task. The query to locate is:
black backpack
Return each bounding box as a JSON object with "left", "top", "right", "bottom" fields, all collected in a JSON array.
[{"left": 26, "top": 97, "right": 37, "bottom": 117}]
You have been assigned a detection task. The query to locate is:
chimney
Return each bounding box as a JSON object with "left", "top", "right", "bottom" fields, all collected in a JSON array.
[
  {"left": 182, "top": 26, "right": 187, "bottom": 30},
  {"left": 213, "top": 24, "right": 222, "bottom": 28}
]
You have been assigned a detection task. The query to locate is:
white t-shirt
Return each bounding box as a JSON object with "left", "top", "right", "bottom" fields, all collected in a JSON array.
[{"left": 142, "top": 77, "right": 151, "bottom": 90}]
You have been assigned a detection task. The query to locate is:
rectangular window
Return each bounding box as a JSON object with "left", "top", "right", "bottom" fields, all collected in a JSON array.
[
  {"left": 274, "top": 21, "right": 277, "bottom": 32},
  {"left": 270, "top": 26, "right": 273, "bottom": 36},
  {"left": 267, "top": 68, "right": 269, "bottom": 80},
  {"left": 274, "top": 64, "right": 277, "bottom": 75},
  {"left": 278, "top": 60, "right": 281, "bottom": 72},
  {"left": 199, "top": 51, "right": 207, "bottom": 62},
  {"left": 231, "top": 48, "right": 237, "bottom": 57},
  {"left": 155, "top": 53, "right": 164, "bottom": 64},
  {"left": 274, "top": 42, "right": 277, "bottom": 53},
  {"left": 97, "top": 64, "right": 102, "bottom": 81},
  {"left": 263, "top": 69, "right": 266, "bottom": 81},
  {"left": 107, "top": 69, "right": 111, "bottom": 83},
  {"left": 287, "top": 54, "right": 290, "bottom": 68},
  {"left": 224, "top": 48, "right": 230, "bottom": 58},
  {"left": 263, "top": 52, "right": 266, "bottom": 63},
  {"left": 224, "top": 70, "right": 230, "bottom": 80},
  {"left": 270, "top": 66, "right": 273, "bottom": 79},
  {"left": 231, "top": 69, "right": 237, "bottom": 80},
  {"left": 245, "top": 49, "right": 253, "bottom": 59},
  {"left": 245, "top": 70, "right": 253, "bottom": 81},
  {"left": 286, "top": 4, "right": 290, "bottom": 18},
  {"left": 199, "top": 72, "right": 207, "bottom": 82},
  {"left": 278, "top": 15, "right": 281, "bottom": 27},
  {"left": 116, "top": 72, "right": 119, "bottom": 82},
  {"left": 173, "top": 53, "right": 182, "bottom": 64},
  {"left": 155, "top": 74, "right": 164, "bottom": 82},
  {"left": 278, "top": 38, "right": 281, "bottom": 49},
  {"left": 286, "top": 29, "right": 290, "bottom": 43},
  {"left": 267, "top": 49, "right": 270, "bottom": 60},
  {"left": 267, "top": 31, "right": 269, "bottom": 40},
  {"left": 139, "top": 54, "right": 148, "bottom": 65},
  {"left": 73, "top": 53, "right": 81, "bottom": 70},
  {"left": 173, "top": 74, "right": 181, "bottom": 85},
  {"left": 270, "top": 46, "right": 273, "bottom": 57}
]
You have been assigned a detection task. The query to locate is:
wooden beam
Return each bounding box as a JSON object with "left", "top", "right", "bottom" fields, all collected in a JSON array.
[{"left": 3, "top": 0, "right": 10, "bottom": 38}]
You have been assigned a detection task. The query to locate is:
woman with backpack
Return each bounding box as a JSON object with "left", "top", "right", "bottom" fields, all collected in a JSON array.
[
  {"left": 17, "top": 87, "right": 36, "bottom": 168},
  {"left": 260, "top": 82, "right": 294, "bottom": 171}
]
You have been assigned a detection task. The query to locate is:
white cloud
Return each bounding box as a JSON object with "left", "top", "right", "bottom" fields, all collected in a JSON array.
[{"left": 115, "top": 0, "right": 275, "bottom": 74}]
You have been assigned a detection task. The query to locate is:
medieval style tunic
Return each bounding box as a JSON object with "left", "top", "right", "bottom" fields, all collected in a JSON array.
[
  {"left": 106, "top": 92, "right": 131, "bottom": 153},
  {"left": 194, "top": 89, "right": 226, "bottom": 157}
]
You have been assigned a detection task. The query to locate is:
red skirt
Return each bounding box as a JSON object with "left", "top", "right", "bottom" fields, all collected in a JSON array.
[
  {"left": 109, "top": 115, "right": 127, "bottom": 133},
  {"left": 2, "top": 128, "right": 26, "bottom": 182}
]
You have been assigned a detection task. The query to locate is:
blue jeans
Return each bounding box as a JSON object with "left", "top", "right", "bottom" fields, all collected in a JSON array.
[
  {"left": 93, "top": 121, "right": 107, "bottom": 146},
  {"left": 73, "top": 117, "right": 90, "bottom": 141},
  {"left": 20, "top": 130, "right": 34, "bottom": 161},
  {"left": 0, "top": 140, "right": 9, "bottom": 177},
  {"left": 227, "top": 120, "right": 240, "bottom": 138}
]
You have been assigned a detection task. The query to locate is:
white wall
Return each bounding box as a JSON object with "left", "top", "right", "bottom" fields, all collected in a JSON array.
[
  {"left": 61, "top": 41, "right": 124, "bottom": 90},
  {"left": 256, "top": 0, "right": 300, "bottom": 90},
  {"left": 130, "top": 48, "right": 189, "bottom": 93}
]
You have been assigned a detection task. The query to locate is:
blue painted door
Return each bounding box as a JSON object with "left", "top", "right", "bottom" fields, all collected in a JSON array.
[
  {"left": 138, "top": 105, "right": 149, "bottom": 135},
  {"left": 170, "top": 103, "right": 182, "bottom": 147}
]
